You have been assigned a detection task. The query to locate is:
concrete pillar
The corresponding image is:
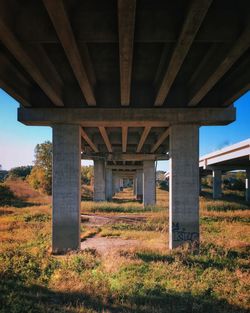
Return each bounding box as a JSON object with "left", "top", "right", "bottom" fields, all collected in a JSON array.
[
  {"left": 125, "top": 178, "right": 131, "bottom": 187},
  {"left": 105, "top": 168, "right": 113, "bottom": 201},
  {"left": 94, "top": 160, "right": 105, "bottom": 201},
  {"left": 143, "top": 161, "right": 156, "bottom": 206},
  {"left": 113, "top": 173, "right": 120, "bottom": 194},
  {"left": 246, "top": 169, "right": 250, "bottom": 203},
  {"left": 213, "top": 169, "right": 222, "bottom": 199},
  {"left": 120, "top": 178, "right": 123, "bottom": 189},
  {"left": 52, "top": 124, "right": 81, "bottom": 253},
  {"left": 136, "top": 169, "right": 143, "bottom": 201},
  {"left": 169, "top": 124, "right": 199, "bottom": 249},
  {"left": 133, "top": 177, "right": 137, "bottom": 195},
  {"left": 116, "top": 175, "right": 120, "bottom": 192}
]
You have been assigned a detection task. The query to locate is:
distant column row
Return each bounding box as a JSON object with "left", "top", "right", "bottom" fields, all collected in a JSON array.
[
  {"left": 210, "top": 168, "right": 250, "bottom": 202},
  {"left": 93, "top": 160, "right": 156, "bottom": 206},
  {"left": 51, "top": 123, "right": 200, "bottom": 253}
]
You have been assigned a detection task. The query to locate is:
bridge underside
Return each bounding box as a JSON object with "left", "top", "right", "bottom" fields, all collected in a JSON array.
[{"left": 0, "top": 0, "right": 249, "bottom": 253}]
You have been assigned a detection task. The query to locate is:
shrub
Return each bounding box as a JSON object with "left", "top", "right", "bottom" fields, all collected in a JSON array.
[
  {"left": 0, "top": 184, "right": 17, "bottom": 206},
  {"left": 158, "top": 180, "right": 168, "bottom": 190},
  {"left": 7, "top": 166, "right": 33, "bottom": 180},
  {"left": 0, "top": 170, "right": 8, "bottom": 182},
  {"left": 27, "top": 141, "right": 52, "bottom": 195}
]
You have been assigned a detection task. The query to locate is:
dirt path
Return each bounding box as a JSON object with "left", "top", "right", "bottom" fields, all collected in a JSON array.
[
  {"left": 81, "top": 214, "right": 146, "bottom": 226},
  {"left": 81, "top": 236, "right": 142, "bottom": 255},
  {"left": 80, "top": 214, "right": 145, "bottom": 255}
]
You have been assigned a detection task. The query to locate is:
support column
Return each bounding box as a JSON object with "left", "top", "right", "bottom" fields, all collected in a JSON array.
[
  {"left": 136, "top": 169, "right": 143, "bottom": 201},
  {"left": 120, "top": 178, "right": 124, "bottom": 190},
  {"left": 94, "top": 160, "right": 105, "bottom": 201},
  {"left": 213, "top": 169, "right": 222, "bottom": 199},
  {"left": 105, "top": 168, "right": 113, "bottom": 201},
  {"left": 246, "top": 169, "right": 250, "bottom": 203},
  {"left": 116, "top": 175, "right": 120, "bottom": 192},
  {"left": 52, "top": 124, "right": 81, "bottom": 253},
  {"left": 143, "top": 161, "right": 156, "bottom": 206},
  {"left": 113, "top": 173, "right": 120, "bottom": 194},
  {"left": 169, "top": 124, "right": 199, "bottom": 249},
  {"left": 133, "top": 177, "right": 137, "bottom": 196}
]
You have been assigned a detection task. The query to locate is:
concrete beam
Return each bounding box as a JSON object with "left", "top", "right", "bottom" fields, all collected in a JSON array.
[
  {"left": 18, "top": 107, "right": 236, "bottom": 127},
  {"left": 81, "top": 128, "right": 99, "bottom": 153},
  {"left": 107, "top": 153, "right": 169, "bottom": 161},
  {"left": 154, "top": 0, "right": 212, "bottom": 106},
  {"left": 43, "top": 0, "right": 96, "bottom": 106},
  {"left": 150, "top": 128, "right": 170, "bottom": 153},
  {"left": 99, "top": 127, "right": 112, "bottom": 152},
  {"left": 118, "top": 0, "right": 136, "bottom": 106},
  {"left": 188, "top": 26, "right": 250, "bottom": 106},
  {"left": 0, "top": 19, "right": 63, "bottom": 107},
  {"left": 106, "top": 165, "right": 143, "bottom": 170},
  {"left": 169, "top": 124, "right": 199, "bottom": 249},
  {"left": 199, "top": 139, "right": 250, "bottom": 169},
  {"left": 112, "top": 170, "right": 136, "bottom": 175},
  {"left": 202, "top": 165, "right": 250, "bottom": 171},
  {"left": 81, "top": 153, "right": 168, "bottom": 161},
  {"left": 136, "top": 126, "right": 151, "bottom": 152},
  {"left": 0, "top": 51, "right": 32, "bottom": 107},
  {"left": 52, "top": 124, "right": 81, "bottom": 253},
  {"left": 122, "top": 126, "right": 128, "bottom": 152}
]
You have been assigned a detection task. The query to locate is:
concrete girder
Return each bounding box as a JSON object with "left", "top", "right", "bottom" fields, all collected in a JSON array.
[
  {"left": 81, "top": 153, "right": 169, "bottom": 161},
  {"left": 18, "top": 107, "right": 236, "bottom": 127}
]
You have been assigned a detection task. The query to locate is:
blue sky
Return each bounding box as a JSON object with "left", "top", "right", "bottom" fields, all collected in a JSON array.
[{"left": 0, "top": 89, "right": 249, "bottom": 171}]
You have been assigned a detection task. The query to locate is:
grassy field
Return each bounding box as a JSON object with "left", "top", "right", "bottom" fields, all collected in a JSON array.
[{"left": 0, "top": 180, "right": 249, "bottom": 313}]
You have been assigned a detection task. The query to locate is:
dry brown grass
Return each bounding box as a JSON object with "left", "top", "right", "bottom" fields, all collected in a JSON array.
[
  {"left": 5, "top": 178, "right": 51, "bottom": 204},
  {"left": 0, "top": 180, "right": 249, "bottom": 313}
]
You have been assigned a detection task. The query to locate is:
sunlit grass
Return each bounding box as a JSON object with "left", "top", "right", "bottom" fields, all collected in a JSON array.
[{"left": 0, "top": 181, "right": 249, "bottom": 312}]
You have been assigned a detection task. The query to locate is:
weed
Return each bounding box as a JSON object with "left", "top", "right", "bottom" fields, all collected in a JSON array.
[{"left": 0, "top": 181, "right": 249, "bottom": 312}]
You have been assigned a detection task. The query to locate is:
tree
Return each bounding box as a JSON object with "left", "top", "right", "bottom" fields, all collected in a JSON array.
[
  {"left": 28, "top": 141, "right": 52, "bottom": 195},
  {"left": 81, "top": 165, "right": 94, "bottom": 185},
  {"left": 7, "top": 166, "right": 33, "bottom": 180},
  {"left": 0, "top": 170, "right": 8, "bottom": 182}
]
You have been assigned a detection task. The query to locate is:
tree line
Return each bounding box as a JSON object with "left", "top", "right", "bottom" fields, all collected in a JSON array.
[{"left": 2, "top": 141, "right": 93, "bottom": 195}]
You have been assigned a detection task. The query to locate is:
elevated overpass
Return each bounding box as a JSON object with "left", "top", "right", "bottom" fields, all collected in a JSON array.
[
  {"left": 0, "top": 0, "right": 249, "bottom": 252},
  {"left": 199, "top": 139, "right": 250, "bottom": 201}
]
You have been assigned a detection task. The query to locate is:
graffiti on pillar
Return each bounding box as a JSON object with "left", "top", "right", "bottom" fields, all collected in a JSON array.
[{"left": 172, "top": 222, "right": 199, "bottom": 242}]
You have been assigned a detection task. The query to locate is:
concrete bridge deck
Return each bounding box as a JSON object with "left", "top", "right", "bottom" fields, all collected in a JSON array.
[{"left": 0, "top": 0, "right": 249, "bottom": 252}]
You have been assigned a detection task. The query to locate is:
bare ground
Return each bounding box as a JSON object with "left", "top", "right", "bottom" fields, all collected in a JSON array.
[{"left": 81, "top": 214, "right": 147, "bottom": 255}]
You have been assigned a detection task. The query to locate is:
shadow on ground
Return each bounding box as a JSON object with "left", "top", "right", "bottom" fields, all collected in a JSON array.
[{"left": 0, "top": 273, "right": 248, "bottom": 313}]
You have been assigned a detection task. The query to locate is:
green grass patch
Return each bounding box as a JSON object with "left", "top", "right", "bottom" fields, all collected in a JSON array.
[
  {"left": 23, "top": 213, "right": 51, "bottom": 223},
  {"left": 201, "top": 216, "right": 250, "bottom": 223},
  {"left": 206, "top": 202, "right": 249, "bottom": 212}
]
